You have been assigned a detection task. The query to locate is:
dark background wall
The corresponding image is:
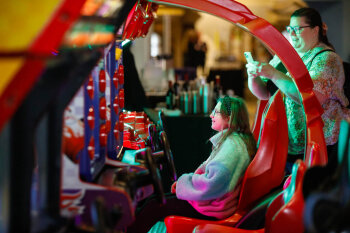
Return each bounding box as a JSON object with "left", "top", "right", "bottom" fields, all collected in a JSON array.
[{"left": 306, "top": 0, "right": 350, "bottom": 62}]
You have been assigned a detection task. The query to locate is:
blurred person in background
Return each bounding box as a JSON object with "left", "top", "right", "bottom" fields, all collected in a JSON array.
[{"left": 184, "top": 29, "right": 207, "bottom": 69}]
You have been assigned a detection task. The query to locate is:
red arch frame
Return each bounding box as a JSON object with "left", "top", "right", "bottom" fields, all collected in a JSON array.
[{"left": 150, "top": 0, "right": 327, "bottom": 164}]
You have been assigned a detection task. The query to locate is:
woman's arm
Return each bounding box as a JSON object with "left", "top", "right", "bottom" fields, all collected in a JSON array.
[
  {"left": 247, "top": 62, "right": 301, "bottom": 103},
  {"left": 269, "top": 68, "right": 301, "bottom": 103},
  {"left": 247, "top": 74, "right": 271, "bottom": 100}
]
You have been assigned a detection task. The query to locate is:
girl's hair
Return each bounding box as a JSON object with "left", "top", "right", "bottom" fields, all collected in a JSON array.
[
  {"left": 291, "top": 7, "right": 334, "bottom": 50},
  {"left": 214, "top": 96, "right": 256, "bottom": 158}
]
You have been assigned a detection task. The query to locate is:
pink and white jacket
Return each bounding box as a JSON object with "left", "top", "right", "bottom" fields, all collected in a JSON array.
[{"left": 175, "top": 130, "right": 250, "bottom": 219}]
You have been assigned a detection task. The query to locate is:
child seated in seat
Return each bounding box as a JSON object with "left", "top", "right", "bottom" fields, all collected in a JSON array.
[{"left": 127, "top": 96, "right": 256, "bottom": 232}]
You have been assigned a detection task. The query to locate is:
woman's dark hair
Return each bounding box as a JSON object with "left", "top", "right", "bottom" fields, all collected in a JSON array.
[{"left": 291, "top": 7, "right": 334, "bottom": 49}]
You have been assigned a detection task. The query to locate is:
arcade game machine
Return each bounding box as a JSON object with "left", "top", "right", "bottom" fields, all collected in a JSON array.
[
  {"left": 61, "top": 0, "right": 348, "bottom": 232},
  {"left": 60, "top": 2, "right": 177, "bottom": 230},
  {"left": 1, "top": 0, "right": 347, "bottom": 233},
  {"left": 1, "top": 0, "right": 176, "bottom": 232}
]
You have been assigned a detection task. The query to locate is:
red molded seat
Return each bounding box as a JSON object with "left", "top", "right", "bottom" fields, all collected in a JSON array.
[
  {"left": 192, "top": 145, "right": 322, "bottom": 233},
  {"left": 251, "top": 99, "right": 268, "bottom": 142},
  {"left": 265, "top": 160, "right": 307, "bottom": 233},
  {"left": 165, "top": 91, "right": 288, "bottom": 233},
  {"left": 195, "top": 224, "right": 264, "bottom": 233},
  {"left": 192, "top": 160, "right": 307, "bottom": 233}
]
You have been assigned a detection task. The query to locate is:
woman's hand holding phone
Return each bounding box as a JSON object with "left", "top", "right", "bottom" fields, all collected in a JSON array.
[{"left": 245, "top": 52, "right": 260, "bottom": 78}]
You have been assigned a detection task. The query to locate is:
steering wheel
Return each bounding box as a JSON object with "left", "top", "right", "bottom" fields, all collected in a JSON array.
[
  {"left": 144, "top": 147, "right": 166, "bottom": 204},
  {"left": 148, "top": 124, "right": 159, "bottom": 152},
  {"left": 159, "top": 131, "right": 177, "bottom": 182},
  {"left": 158, "top": 110, "right": 165, "bottom": 132},
  {"left": 113, "top": 147, "right": 165, "bottom": 204}
]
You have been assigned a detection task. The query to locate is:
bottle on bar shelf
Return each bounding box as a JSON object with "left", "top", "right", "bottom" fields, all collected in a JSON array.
[
  {"left": 166, "top": 80, "right": 175, "bottom": 110},
  {"left": 213, "top": 74, "right": 223, "bottom": 104}
]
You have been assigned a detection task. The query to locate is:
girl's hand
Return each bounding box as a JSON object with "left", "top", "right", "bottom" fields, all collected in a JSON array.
[{"left": 171, "top": 182, "right": 177, "bottom": 194}]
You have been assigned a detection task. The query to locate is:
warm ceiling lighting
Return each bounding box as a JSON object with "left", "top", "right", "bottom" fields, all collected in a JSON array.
[{"left": 156, "top": 6, "right": 185, "bottom": 16}]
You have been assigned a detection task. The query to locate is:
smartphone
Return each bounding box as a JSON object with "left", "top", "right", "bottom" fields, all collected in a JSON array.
[{"left": 244, "top": 52, "right": 254, "bottom": 63}]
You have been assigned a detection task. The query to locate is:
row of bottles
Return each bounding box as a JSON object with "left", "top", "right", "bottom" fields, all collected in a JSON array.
[{"left": 165, "top": 73, "right": 223, "bottom": 115}]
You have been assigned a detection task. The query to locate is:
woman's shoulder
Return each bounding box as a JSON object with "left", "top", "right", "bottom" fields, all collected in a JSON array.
[
  {"left": 306, "top": 43, "right": 342, "bottom": 68},
  {"left": 225, "top": 132, "right": 246, "bottom": 146},
  {"left": 226, "top": 133, "right": 251, "bottom": 159},
  {"left": 313, "top": 43, "right": 340, "bottom": 58},
  {"left": 214, "top": 132, "right": 249, "bottom": 158},
  {"left": 312, "top": 46, "right": 342, "bottom": 67}
]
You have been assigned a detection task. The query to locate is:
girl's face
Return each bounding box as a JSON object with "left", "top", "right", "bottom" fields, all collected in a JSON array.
[
  {"left": 288, "top": 16, "right": 319, "bottom": 55},
  {"left": 210, "top": 102, "right": 229, "bottom": 132}
]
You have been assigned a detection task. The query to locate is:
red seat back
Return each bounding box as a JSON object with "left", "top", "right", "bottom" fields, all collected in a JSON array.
[
  {"left": 237, "top": 91, "right": 288, "bottom": 210},
  {"left": 251, "top": 99, "right": 268, "bottom": 142}
]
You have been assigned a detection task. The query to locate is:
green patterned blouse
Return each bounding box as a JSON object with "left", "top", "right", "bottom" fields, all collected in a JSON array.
[{"left": 264, "top": 43, "right": 349, "bottom": 155}]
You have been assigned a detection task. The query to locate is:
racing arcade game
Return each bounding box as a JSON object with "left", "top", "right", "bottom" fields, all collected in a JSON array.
[{"left": 0, "top": 0, "right": 343, "bottom": 233}]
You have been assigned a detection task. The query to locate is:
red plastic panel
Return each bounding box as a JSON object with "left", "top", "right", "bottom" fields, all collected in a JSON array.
[
  {"left": 87, "top": 137, "right": 95, "bottom": 160},
  {"left": 238, "top": 91, "right": 288, "bottom": 211},
  {"left": 151, "top": 0, "right": 257, "bottom": 24},
  {"left": 140, "top": 3, "right": 159, "bottom": 37},
  {"left": 113, "top": 122, "right": 120, "bottom": 141},
  {"left": 87, "top": 75, "right": 94, "bottom": 99},
  {"left": 29, "top": 0, "right": 86, "bottom": 55},
  {"left": 122, "top": 3, "right": 139, "bottom": 40},
  {"left": 0, "top": 58, "right": 44, "bottom": 131},
  {"left": 118, "top": 113, "right": 124, "bottom": 131},
  {"left": 195, "top": 224, "right": 264, "bottom": 233},
  {"left": 264, "top": 192, "right": 284, "bottom": 231},
  {"left": 119, "top": 89, "right": 125, "bottom": 108},
  {"left": 113, "top": 96, "right": 119, "bottom": 114},
  {"left": 99, "top": 97, "right": 107, "bottom": 120},
  {"left": 123, "top": 1, "right": 159, "bottom": 40},
  {"left": 100, "top": 124, "right": 107, "bottom": 147},
  {"left": 305, "top": 122, "right": 327, "bottom": 166},
  {"left": 99, "top": 69, "right": 106, "bottom": 93},
  {"left": 266, "top": 161, "right": 307, "bottom": 233},
  {"left": 87, "top": 107, "right": 95, "bottom": 129},
  {"left": 117, "top": 65, "right": 124, "bottom": 85},
  {"left": 165, "top": 212, "right": 245, "bottom": 233},
  {"left": 251, "top": 99, "right": 268, "bottom": 141},
  {"left": 0, "top": 0, "right": 86, "bottom": 131},
  {"left": 112, "top": 71, "right": 119, "bottom": 89}
]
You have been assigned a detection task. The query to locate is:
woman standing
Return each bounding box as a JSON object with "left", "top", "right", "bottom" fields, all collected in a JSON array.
[{"left": 246, "top": 8, "right": 349, "bottom": 174}]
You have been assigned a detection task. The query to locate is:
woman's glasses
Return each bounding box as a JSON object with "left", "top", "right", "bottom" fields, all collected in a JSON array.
[
  {"left": 286, "top": 25, "right": 312, "bottom": 34},
  {"left": 211, "top": 109, "right": 222, "bottom": 116}
]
